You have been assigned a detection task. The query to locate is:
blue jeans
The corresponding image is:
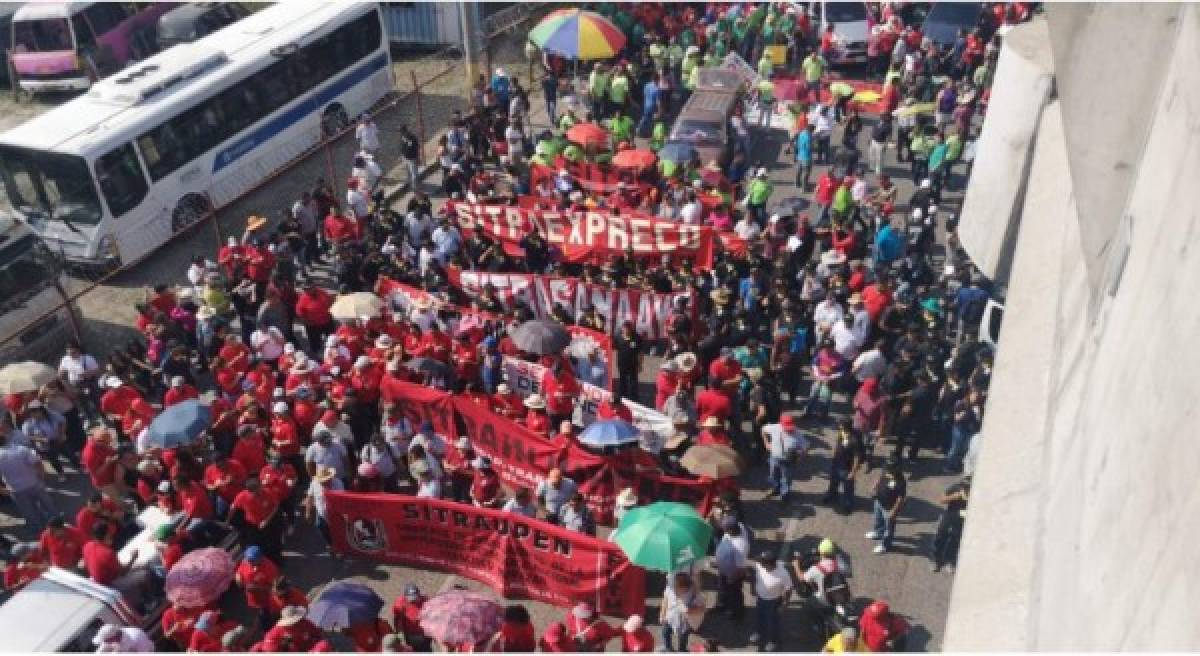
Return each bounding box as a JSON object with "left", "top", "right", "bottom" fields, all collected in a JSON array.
[
  {"left": 662, "top": 623, "right": 691, "bottom": 652},
  {"left": 755, "top": 596, "right": 782, "bottom": 646},
  {"left": 872, "top": 499, "right": 897, "bottom": 550},
  {"left": 768, "top": 456, "right": 792, "bottom": 499},
  {"left": 637, "top": 108, "right": 653, "bottom": 137},
  {"left": 946, "top": 425, "right": 971, "bottom": 471},
  {"left": 825, "top": 466, "right": 855, "bottom": 509},
  {"left": 545, "top": 100, "right": 556, "bottom": 124}
]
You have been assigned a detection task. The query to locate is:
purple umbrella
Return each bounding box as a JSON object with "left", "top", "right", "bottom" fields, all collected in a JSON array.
[
  {"left": 165, "top": 547, "right": 235, "bottom": 608},
  {"left": 419, "top": 590, "right": 503, "bottom": 646}
]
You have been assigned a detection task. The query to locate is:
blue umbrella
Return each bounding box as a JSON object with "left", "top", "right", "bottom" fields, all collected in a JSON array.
[
  {"left": 658, "top": 141, "right": 698, "bottom": 163},
  {"left": 578, "top": 419, "right": 641, "bottom": 448},
  {"left": 310, "top": 581, "right": 385, "bottom": 630},
  {"left": 144, "top": 400, "right": 211, "bottom": 449}
]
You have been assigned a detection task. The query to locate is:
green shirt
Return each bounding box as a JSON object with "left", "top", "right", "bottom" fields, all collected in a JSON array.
[
  {"left": 732, "top": 21, "right": 748, "bottom": 46},
  {"left": 748, "top": 178, "right": 772, "bottom": 205},
  {"left": 610, "top": 115, "right": 634, "bottom": 142},
  {"left": 910, "top": 134, "right": 933, "bottom": 159},
  {"left": 650, "top": 122, "right": 667, "bottom": 150},
  {"left": 832, "top": 186, "right": 853, "bottom": 214},
  {"left": 609, "top": 75, "right": 630, "bottom": 104},
  {"left": 704, "top": 52, "right": 719, "bottom": 68},
  {"left": 945, "top": 134, "right": 963, "bottom": 162},
  {"left": 660, "top": 159, "right": 680, "bottom": 178},
  {"left": 649, "top": 43, "right": 666, "bottom": 69},
  {"left": 686, "top": 65, "right": 700, "bottom": 91},
  {"left": 679, "top": 28, "right": 695, "bottom": 49},
  {"left": 802, "top": 54, "right": 826, "bottom": 83},
  {"left": 757, "top": 55, "right": 774, "bottom": 79},
  {"left": 757, "top": 79, "right": 774, "bottom": 103},
  {"left": 667, "top": 43, "right": 685, "bottom": 66},
  {"left": 563, "top": 143, "right": 584, "bottom": 162},
  {"left": 682, "top": 55, "right": 700, "bottom": 79},
  {"left": 973, "top": 64, "right": 992, "bottom": 89},
  {"left": 558, "top": 113, "right": 577, "bottom": 131},
  {"left": 747, "top": 6, "right": 766, "bottom": 30},
  {"left": 588, "top": 70, "right": 610, "bottom": 97}
]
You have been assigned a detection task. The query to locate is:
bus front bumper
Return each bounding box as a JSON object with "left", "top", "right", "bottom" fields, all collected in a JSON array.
[{"left": 19, "top": 76, "right": 92, "bottom": 93}]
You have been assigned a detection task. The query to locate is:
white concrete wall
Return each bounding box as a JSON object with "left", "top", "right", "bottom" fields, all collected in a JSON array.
[
  {"left": 946, "top": 5, "right": 1200, "bottom": 650},
  {"left": 955, "top": 19, "right": 1053, "bottom": 285}
]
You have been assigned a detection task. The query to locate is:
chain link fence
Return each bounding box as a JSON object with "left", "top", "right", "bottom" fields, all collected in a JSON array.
[{"left": 0, "top": 5, "right": 551, "bottom": 364}]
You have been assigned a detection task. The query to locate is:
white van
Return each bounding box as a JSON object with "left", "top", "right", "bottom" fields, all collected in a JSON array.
[{"left": 806, "top": 1, "right": 872, "bottom": 65}]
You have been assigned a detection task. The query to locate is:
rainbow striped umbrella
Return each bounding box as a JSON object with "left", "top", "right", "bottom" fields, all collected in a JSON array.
[{"left": 529, "top": 9, "right": 627, "bottom": 61}]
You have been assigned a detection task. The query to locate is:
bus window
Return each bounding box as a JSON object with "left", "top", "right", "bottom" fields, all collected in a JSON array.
[
  {"left": 0, "top": 147, "right": 102, "bottom": 225},
  {"left": 83, "top": 3, "right": 132, "bottom": 37},
  {"left": 71, "top": 15, "right": 96, "bottom": 52},
  {"left": 12, "top": 18, "right": 73, "bottom": 52},
  {"left": 94, "top": 144, "right": 149, "bottom": 218}
]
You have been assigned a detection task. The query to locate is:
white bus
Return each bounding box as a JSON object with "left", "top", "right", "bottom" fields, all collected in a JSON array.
[{"left": 0, "top": 1, "right": 392, "bottom": 267}]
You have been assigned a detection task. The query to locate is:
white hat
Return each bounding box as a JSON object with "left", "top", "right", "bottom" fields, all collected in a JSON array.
[
  {"left": 170, "top": 376, "right": 185, "bottom": 387},
  {"left": 272, "top": 402, "right": 289, "bottom": 414},
  {"left": 386, "top": 359, "right": 402, "bottom": 373},
  {"left": 283, "top": 343, "right": 295, "bottom": 354},
  {"left": 524, "top": 394, "right": 546, "bottom": 410},
  {"left": 756, "top": 167, "right": 768, "bottom": 177},
  {"left": 103, "top": 375, "right": 124, "bottom": 389},
  {"left": 769, "top": 213, "right": 781, "bottom": 223},
  {"left": 325, "top": 335, "right": 340, "bottom": 348},
  {"left": 624, "top": 615, "right": 644, "bottom": 633},
  {"left": 456, "top": 437, "right": 471, "bottom": 449},
  {"left": 273, "top": 386, "right": 285, "bottom": 398},
  {"left": 226, "top": 236, "right": 238, "bottom": 248},
  {"left": 354, "top": 356, "right": 371, "bottom": 369},
  {"left": 375, "top": 335, "right": 393, "bottom": 348},
  {"left": 496, "top": 383, "right": 511, "bottom": 394},
  {"left": 911, "top": 208, "right": 924, "bottom": 220},
  {"left": 920, "top": 178, "right": 932, "bottom": 189},
  {"left": 660, "top": 360, "right": 680, "bottom": 372}
]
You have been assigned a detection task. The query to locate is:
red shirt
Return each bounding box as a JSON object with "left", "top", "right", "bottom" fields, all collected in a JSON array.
[
  {"left": 348, "top": 619, "right": 394, "bottom": 652},
  {"left": 76, "top": 501, "right": 121, "bottom": 541},
  {"left": 696, "top": 388, "right": 733, "bottom": 422},
  {"left": 470, "top": 470, "right": 501, "bottom": 506},
  {"left": 39, "top": 526, "right": 87, "bottom": 568},
  {"left": 622, "top": 628, "right": 656, "bottom": 652},
  {"left": 162, "top": 604, "right": 203, "bottom": 649},
  {"left": 82, "top": 540, "right": 120, "bottom": 585},
  {"left": 497, "top": 621, "right": 537, "bottom": 652},
  {"left": 164, "top": 384, "right": 200, "bottom": 407},
  {"left": 350, "top": 366, "right": 383, "bottom": 404},
  {"left": 232, "top": 434, "right": 267, "bottom": 475},
  {"left": 392, "top": 597, "right": 427, "bottom": 637},
  {"left": 324, "top": 213, "right": 362, "bottom": 244},
  {"left": 235, "top": 558, "right": 280, "bottom": 608},
  {"left": 231, "top": 488, "right": 278, "bottom": 527},
  {"left": 417, "top": 331, "right": 452, "bottom": 363},
  {"left": 523, "top": 411, "right": 550, "bottom": 436},
  {"left": 81, "top": 439, "right": 117, "bottom": 488},
  {"left": 696, "top": 429, "right": 732, "bottom": 448},
  {"left": 218, "top": 342, "right": 252, "bottom": 373},
  {"left": 655, "top": 371, "right": 678, "bottom": 410},
  {"left": 243, "top": 246, "right": 276, "bottom": 283},
  {"left": 270, "top": 417, "right": 302, "bottom": 458},
  {"left": 100, "top": 385, "right": 141, "bottom": 418},
  {"left": 491, "top": 392, "right": 526, "bottom": 421},
  {"left": 178, "top": 481, "right": 215, "bottom": 520},
  {"left": 862, "top": 284, "right": 893, "bottom": 322},
  {"left": 260, "top": 463, "right": 298, "bottom": 504},
  {"left": 597, "top": 400, "right": 634, "bottom": 423},
  {"left": 203, "top": 461, "right": 247, "bottom": 504},
  {"left": 563, "top": 614, "right": 616, "bottom": 650},
  {"left": 541, "top": 371, "right": 580, "bottom": 417},
  {"left": 295, "top": 289, "right": 334, "bottom": 327},
  {"left": 268, "top": 586, "right": 309, "bottom": 616},
  {"left": 262, "top": 619, "right": 323, "bottom": 652}
]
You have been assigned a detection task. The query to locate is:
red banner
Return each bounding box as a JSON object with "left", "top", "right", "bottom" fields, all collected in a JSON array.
[
  {"left": 447, "top": 269, "right": 691, "bottom": 341},
  {"left": 327, "top": 493, "right": 646, "bottom": 616},
  {"left": 379, "top": 378, "right": 715, "bottom": 526},
  {"left": 447, "top": 201, "right": 717, "bottom": 267}
]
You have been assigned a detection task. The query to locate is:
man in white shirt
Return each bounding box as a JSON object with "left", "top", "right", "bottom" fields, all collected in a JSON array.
[
  {"left": 59, "top": 341, "right": 100, "bottom": 409},
  {"left": 680, "top": 195, "right": 704, "bottom": 225},
  {"left": 852, "top": 339, "right": 888, "bottom": 383},
  {"left": 714, "top": 518, "right": 750, "bottom": 618},
  {"left": 352, "top": 152, "right": 383, "bottom": 195},
  {"left": 831, "top": 314, "right": 862, "bottom": 361},
  {"left": 749, "top": 551, "right": 793, "bottom": 651},
  {"left": 405, "top": 211, "right": 433, "bottom": 247},
  {"left": 93, "top": 624, "right": 154, "bottom": 653},
  {"left": 734, "top": 215, "right": 762, "bottom": 241},
  {"left": 812, "top": 293, "right": 845, "bottom": 341},
  {"left": 305, "top": 431, "right": 349, "bottom": 482},
  {"left": 346, "top": 181, "right": 369, "bottom": 220},
  {"left": 355, "top": 115, "right": 380, "bottom": 153},
  {"left": 761, "top": 415, "right": 810, "bottom": 502}
]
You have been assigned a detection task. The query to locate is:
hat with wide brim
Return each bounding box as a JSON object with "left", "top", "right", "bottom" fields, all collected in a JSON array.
[
  {"left": 247, "top": 215, "right": 268, "bottom": 231},
  {"left": 821, "top": 250, "right": 847, "bottom": 266},
  {"left": 314, "top": 466, "right": 337, "bottom": 483},
  {"left": 523, "top": 394, "right": 547, "bottom": 410},
  {"left": 675, "top": 352, "right": 698, "bottom": 371},
  {"left": 664, "top": 432, "right": 690, "bottom": 450}
]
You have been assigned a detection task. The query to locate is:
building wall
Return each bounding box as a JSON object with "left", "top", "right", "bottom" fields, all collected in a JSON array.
[{"left": 945, "top": 5, "right": 1200, "bottom": 650}]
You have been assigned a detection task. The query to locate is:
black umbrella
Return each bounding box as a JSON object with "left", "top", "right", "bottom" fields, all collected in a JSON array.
[
  {"left": 406, "top": 357, "right": 451, "bottom": 379},
  {"left": 511, "top": 319, "right": 571, "bottom": 355}
]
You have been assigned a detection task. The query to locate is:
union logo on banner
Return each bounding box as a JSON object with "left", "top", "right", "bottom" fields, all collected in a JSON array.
[{"left": 345, "top": 515, "right": 388, "bottom": 554}]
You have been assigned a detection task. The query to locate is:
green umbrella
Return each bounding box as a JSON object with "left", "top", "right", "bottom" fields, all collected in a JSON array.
[{"left": 614, "top": 502, "right": 712, "bottom": 572}]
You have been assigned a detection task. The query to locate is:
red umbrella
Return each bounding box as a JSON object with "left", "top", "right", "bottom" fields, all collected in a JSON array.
[
  {"left": 612, "top": 149, "right": 658, "bottom": 171},
  {"left": 419, "top": 590, "right": 503, "bottom": 646},
  {"left": 566, "top": 122, "right": 610, "bottom": 148},
  {"left": 165, "top": 547, "right": 235, "bottom": 608}
]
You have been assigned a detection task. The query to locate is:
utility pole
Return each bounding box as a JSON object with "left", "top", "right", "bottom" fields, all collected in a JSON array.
[{"left": 458, "top": 1, "right": 478, "bottom": 91}]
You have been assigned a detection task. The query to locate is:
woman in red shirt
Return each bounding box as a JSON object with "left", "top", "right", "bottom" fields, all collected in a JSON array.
[{"left": 488, "top": 605, "right": 536, "bottom": 652}]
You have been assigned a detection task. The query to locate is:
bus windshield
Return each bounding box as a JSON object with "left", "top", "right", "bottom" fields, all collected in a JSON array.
[
  {"left": 12, "top": 19, "right": 74, "bottom": 52},
  {"left": 0, "top": 146, "right": 104, "bottom": 226},
  {"left": 0, "top": 233, "right": 58, "bottom": 315}
]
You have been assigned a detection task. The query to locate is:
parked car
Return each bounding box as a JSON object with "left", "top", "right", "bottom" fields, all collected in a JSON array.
[
  {"left": 156, "top": 2, "right": 250, "bottom": 50},
  {"left": 0, "top": 507, "right": 239, "bottom": 652},
  {"left": 921, "top": 2, "right": 991, "bottom": 49},
  {"left": 807, "top": 1, "right": 872, "bottom": 66}
]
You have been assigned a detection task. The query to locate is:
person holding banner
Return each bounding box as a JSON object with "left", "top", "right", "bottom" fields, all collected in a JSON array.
[
  {"left": 521, "top": 395, "right": 551, "bottom": 437},
  {"left": 564, "top": 602, "right": 617, "bottom": 652}
]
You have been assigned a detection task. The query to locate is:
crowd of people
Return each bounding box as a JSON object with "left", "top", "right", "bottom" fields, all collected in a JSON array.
[{"left": 0, "top": 0, "right": 1029, "bottom": 652}]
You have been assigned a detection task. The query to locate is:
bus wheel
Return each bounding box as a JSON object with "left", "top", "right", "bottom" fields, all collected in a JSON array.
[
  {"left": 171, "top": 194, "right": 213, "bottom": 233},
  {"left": 321, "top": 104, "right": 350, "bottom": 138}
]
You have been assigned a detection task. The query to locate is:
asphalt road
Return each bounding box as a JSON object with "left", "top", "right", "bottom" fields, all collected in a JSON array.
[{"left": 0, "top": 63, "right": 972, "bottom": 650}]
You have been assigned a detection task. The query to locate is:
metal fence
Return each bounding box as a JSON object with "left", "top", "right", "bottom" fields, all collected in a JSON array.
[{"left": 0, "top": 6, "right": 551, "bottom": 364}]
